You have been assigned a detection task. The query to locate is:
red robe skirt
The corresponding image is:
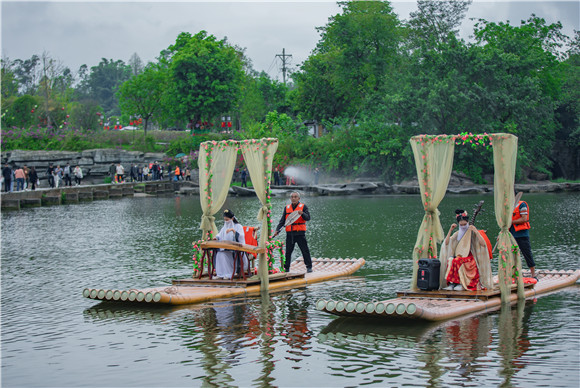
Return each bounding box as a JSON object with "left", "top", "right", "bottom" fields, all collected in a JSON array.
[{"left": 446, "top": 252, "right": 480, "bottom": 291}]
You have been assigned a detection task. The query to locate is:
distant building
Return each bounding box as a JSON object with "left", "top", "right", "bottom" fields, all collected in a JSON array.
[{"left": 303, "top": 120, "right": 325, "bottom": 138}]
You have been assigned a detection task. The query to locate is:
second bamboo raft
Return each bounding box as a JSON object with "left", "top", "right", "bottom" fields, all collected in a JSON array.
[{"left": 316, "top": 269, "right": 579, "bottom": 321}]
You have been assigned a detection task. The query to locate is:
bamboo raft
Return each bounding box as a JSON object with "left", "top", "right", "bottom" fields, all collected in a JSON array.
[
  {"left": 83, "top": 257, "right": 365, "bottom": 305},
  {"left": 316, "top": 270, "right": 579, "bottom": 321}
]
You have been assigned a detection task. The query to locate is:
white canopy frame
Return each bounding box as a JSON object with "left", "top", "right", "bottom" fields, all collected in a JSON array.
[
  {"left": 410, "top": 133, "right": 524, "bottom": 302},
  {"left": 198, "top": 138, "right": 278, "bottom": 291}
]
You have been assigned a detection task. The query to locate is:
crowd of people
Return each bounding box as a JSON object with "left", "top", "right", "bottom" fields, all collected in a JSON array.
[
  {"left": 2, "top": 163, "right": 83, "bottom": 192},
  {"left": 108, "top": 161, "right": 192, "bottom": 183},
  {"left": 1, "top": 160, "right": 192, "bottom": 192}
]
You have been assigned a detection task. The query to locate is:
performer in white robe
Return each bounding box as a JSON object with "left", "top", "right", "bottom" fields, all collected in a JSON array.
[{"left": 214, "top": 209, "right": 246, "bottom": 279}]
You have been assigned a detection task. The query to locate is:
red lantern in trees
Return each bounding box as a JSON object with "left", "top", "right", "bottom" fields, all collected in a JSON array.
[{"left": 61, "top": 107, "right": 65, "bottom": 110}]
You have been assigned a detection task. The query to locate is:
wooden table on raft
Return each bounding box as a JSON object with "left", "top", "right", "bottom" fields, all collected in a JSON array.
[{"left": 199, "top": 241, "right": 267, "bottom": 281}]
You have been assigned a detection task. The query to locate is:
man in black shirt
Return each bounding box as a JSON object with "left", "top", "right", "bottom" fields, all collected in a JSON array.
[
  {"left": 273, "top": 191, "right": 313, "bottom": 273},
  {"left": 46, "top": 163, "right": 55, "bottom": 188},
  {"left": 2, "top": 164, "right": 12, "bottom": 192}
]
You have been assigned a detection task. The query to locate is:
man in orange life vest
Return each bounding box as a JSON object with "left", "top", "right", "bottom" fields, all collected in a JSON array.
[
  {"left": 273, "top": 191, "right": 313, "bottom": 273},
  {"left": 510, "top": 199, "right": 536, "bottom": 278}
]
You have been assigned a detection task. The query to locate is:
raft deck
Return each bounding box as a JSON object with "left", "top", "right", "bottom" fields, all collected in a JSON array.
[
  {"left": 84, "top": 257, "right": 365, "bottom": 305},
  {"left": 316, "top": 270, "right": 579, "bottom": 322}
]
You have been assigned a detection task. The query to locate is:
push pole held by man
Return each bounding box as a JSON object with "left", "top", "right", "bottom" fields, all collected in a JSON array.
[{"left": 273, "top": 191, "right": 313, "bottom": 273}]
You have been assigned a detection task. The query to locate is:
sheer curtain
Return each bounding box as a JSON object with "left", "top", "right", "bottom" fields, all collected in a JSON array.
[
  {"left": 198, "top": 140, "right": 238, "bottom": 239},
  {"left": 410, "top": 135, "right": 455, "bottom": 289},
  {"left": 240, "top": 138, "right": 278, "bottom": 290},
  {"left": 492, "top": 133, "right": 524, "bottom": 302}
]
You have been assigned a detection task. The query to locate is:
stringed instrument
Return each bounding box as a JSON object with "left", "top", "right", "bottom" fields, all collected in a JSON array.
[{"left": 469, "top": 200, "right": 493, "bottom": 259}]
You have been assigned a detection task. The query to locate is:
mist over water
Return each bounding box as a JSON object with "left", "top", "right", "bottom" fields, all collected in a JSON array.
[{"left": 283, "top": 166, "right": 313, "bottom": 185}]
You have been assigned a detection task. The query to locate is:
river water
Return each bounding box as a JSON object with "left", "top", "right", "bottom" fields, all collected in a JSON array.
[{"left": 1, "top": 193, "right": 579, "bottom": 387}]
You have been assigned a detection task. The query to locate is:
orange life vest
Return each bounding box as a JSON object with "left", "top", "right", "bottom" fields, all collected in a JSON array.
[
  {"left": 285, "top": 203, "right": 307, "bottom": 232},
  {"left": 512, "top": 201, "right": 530, "bottom": 232},
  {"left": 175, "top": 166, "right": 180, "bottom": 176}
]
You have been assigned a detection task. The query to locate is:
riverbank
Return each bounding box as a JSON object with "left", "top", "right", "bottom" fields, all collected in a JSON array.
[
  {"left": 0, "top": 181, "right": 192, "bottom": 210},
  {"left": 2, "top": 179, "right": 578, "bottom": 211}
]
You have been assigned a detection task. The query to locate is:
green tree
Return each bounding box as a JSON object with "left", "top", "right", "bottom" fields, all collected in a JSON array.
[
  {"left": 118, "top": 63, "right": 166, "bottom": 134},
  {"left": 163, "top": 31, "right": 245, "bottom": 126},
  {"left": 407, "top": 0, "right": 472, "bottom": 49},
  {"left": 469, "top": 16, "right": 567, "bottom": 174},
  {"left": 1, "top": 57, "right": 19, "bottom": 99},
  {"left": 1, "top": 94, "right": 40, "bottom": 128},
  {"left": 84, "top": 58, "right": 132, "bottom": 116},
  {"left": 292, "top": 0, "right": 403, "bottom": 121},
  {"left": 12, "top": 55, "right": 40, "bottom": 95}
]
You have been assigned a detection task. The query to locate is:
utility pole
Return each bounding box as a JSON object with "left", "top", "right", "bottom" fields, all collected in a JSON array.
[{"left": 275, "top": 48, "right": 292, "bottom": 85}]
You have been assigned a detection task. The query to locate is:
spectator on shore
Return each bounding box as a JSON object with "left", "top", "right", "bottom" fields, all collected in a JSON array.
[
  {"left": 14, "top": 166, "right": 25, "bottom": 191},
  {"left": 63, "top": 163, "right": 72, "bottom": 187},
  {"left": 241, "top": 168, "right": 248, "bottom": 187},
  {"left": 313, "top": 168, "right": 320, "bottom": 185},
  {"left": 3, "top": 164, "right": 13, "bottom": 192},
  {"left": 23, "top": 164, "right": 30, "bottom": 190},
  {"left": 47, "top": 163, "right": 55, "bottom": 188},
  {"left": 174, "top": 165, "right": 181, "bottom": 181},
  {"left": 137, "top": 165, "right": 143, "bottom": 182},
  {"left": 143, "top": 165, "right": 150, "bottom": 181},
  {"left": 130, "top": 163, "right": 138, "bottom": 182},
  {"left": 186, "top": 168, "right": 191, "bottom": 181},
  {"left": 151, "top": 162, "right": 159, "bottom": 180},
  {"left": 29, "top": 167, "right": 39, "bottom": 190},
  {"left": 54, "top": 165, "right": 63, "bottom": 188},
  {"left": 116, "top": 163, "right": 125, "bottom": 183},
  {"left": 109, "top": 163, "right": 116, "bottom": 183},
  {"left": 274, "top": 167, "right": 281, "bottom": 186},
  {"left": 73, "top": 165, "right": 83, "bottom": 186}
]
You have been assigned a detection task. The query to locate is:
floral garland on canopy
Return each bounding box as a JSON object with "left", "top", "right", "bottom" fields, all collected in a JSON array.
[
  {"left": 411, "top": 132, "right": 523, "bottom": 302},
  {"left": 413, "top": 132, "right": 493, "bottom": 259},
  {"left": 194, "top": 138, "right": 282, "bottom": 282}
]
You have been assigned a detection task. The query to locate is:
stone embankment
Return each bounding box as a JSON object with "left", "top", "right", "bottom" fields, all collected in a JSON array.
[
  {"left": 0, "top": 181, "right": 194, "bottom": 211},
  {"left": 0, "top": 149, "right": 177, "bottom": 184}
]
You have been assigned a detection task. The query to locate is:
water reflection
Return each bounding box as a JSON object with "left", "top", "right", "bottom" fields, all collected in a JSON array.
[
  {"left": 82, "top": 292, "right": 314, "bottom": 387},
  {"left": 4, "top": 194, "right": 579, "bottom": 387},
  {"left": 317, "top": 300, "right": 540, "bottom": 387}
]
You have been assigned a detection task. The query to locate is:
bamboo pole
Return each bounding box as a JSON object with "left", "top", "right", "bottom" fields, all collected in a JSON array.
[
  {"left": 365, "top": 302, "right": 375, "bottom": 314},
  {"left": 355, "top": 302, "right": 366, "bottom": 313},
  {"left": 335, "top": 301, "right": 346, "bottom": 312},
  {"left": 346, "top": 301, "right": 356, "bottom": 313},
  {"left": 326, "top": 300, "right": 336, "bottom": 311},
  {"left": 83, "top": 288, "right": 91, "bottom": 298},
  {"left": 375, "top": 302, "right": 386, "bottom": 314},
  {"left": 316, "top": 299, "right": 327, "bottom": 311}
]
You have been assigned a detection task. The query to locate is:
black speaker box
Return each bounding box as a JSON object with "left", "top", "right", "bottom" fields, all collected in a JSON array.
[{"left": 417, "top": 258, "right": 440, "bottom": 291}]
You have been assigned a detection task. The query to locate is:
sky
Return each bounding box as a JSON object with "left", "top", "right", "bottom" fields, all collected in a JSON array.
[{"left": 1, "top": 0, "right": 579, "bottom": 82}]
